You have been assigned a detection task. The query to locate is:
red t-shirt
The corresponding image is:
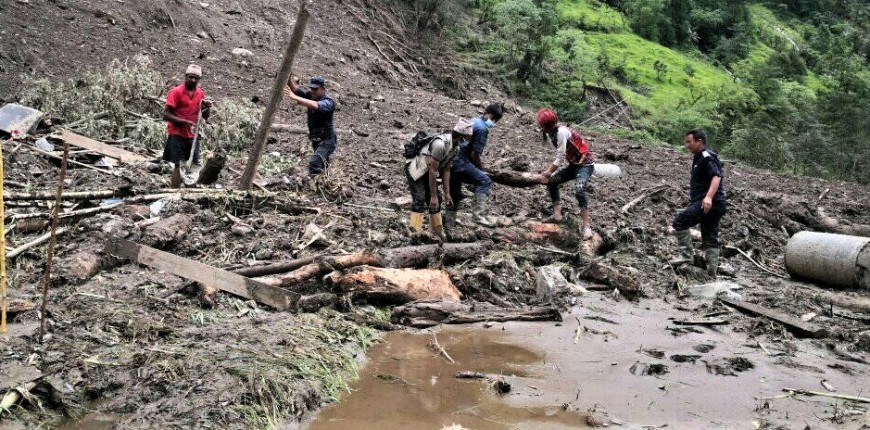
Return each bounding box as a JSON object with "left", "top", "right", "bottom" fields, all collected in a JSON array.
[{"left": 165, "top": 84, "right": 205, "bottom": 138}]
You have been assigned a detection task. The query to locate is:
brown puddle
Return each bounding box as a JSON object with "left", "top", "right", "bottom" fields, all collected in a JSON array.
[{"left": 306, "top": 329, "right": 589, "bottom": 430}]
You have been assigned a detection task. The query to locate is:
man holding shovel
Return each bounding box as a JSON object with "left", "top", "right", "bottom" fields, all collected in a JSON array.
[{"left": 163, "top": 64, "right": 212, "bottom": 188}]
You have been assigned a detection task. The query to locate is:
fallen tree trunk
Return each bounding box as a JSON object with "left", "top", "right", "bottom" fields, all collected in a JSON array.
[
  {"left": 231, "top": 256, "right": 319, "bottom": 277},
  {"left": 3, "top": 189, "right": 129, "bottom": 202},
  {"left": 326, "top": 266, "right": 461, "bottom": 304},
  {"left": 486, "top": 169, "right": 543, "bottom": 188},
  {"left": 391, "top": 300, "right": 562, "bottom": 328},
  {"left": 258, "top": 241, "right": 493, "bottom": 287},
  {"left": 719, "top": 296, "right": 827, "bottom": 339},
  {"left": 7, "top": 227, "right": 69, "bottom": 259},
  {"left": 575, "top": 254, "right": 641, "bottom": 295}
]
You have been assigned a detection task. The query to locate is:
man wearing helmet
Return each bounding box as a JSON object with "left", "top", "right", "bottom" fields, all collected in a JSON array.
[{"left": 536, "top": 109, "right": 595, "bottom": 240}]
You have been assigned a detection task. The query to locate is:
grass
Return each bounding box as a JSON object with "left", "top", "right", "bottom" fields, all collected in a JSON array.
[{"left": 557, "top": 0, "right": 629, "bottom": 32}]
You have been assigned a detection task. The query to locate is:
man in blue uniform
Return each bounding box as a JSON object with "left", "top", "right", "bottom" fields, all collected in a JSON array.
[
  {"left": 671, "top": 129, "right": 727, "bottom": 277},
  {"left": 283, "top": 76, "right": 337, "bottom": 175},
  {"left": 446, "top": 103, "right": 504, "bottom": 230}
]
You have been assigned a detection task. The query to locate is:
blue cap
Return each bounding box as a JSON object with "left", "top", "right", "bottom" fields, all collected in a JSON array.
[{"left": 307, "top": 76, "right": 326, "bottom": 88}]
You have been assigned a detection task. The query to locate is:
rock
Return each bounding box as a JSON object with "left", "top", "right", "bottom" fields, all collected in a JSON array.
[
  {"left": 60, "top": 251, "right": 103, "bottom": 282},
  {"left": 231, "top": 48, "right": 253, "bottom": 57},
  {"left": 143, "top": 214, "right": 192, "bottom": 249},
  {"left": 115, "top": 204, "right": 151, "bottom": 221},
  {"left": 685, "top": 281, "right": 743, "bottom": 300},
  {"left": 392, "top": 196, "right": 413, "bottom": 210},
  {"left": 536, "top": 265, "right": 584, "bottom": 299},
  {"left": 586, "top": 415, "right": 608, "bottom": 427},
  {"left": 372, "top": 94, "right": 385, "bottom": 102},
  {"left": 254, "top": 249, "right": 274, "bottom": 260},
  {"left": 231, "top": 224, "right": 253, "bottom": 236},
  {"left": 392, "top": 120, "right": 404, "bottom": 129},
  {"left": 377, "top": 180, "right": 390, "bottom": 190},
  {"left": 502, "top": 100, "right": 520, "bottom": 113},
  {"left": 101, "top": 216, "right": 131, "bottom": 237},
  {"left": 297, "top": 293, "right": 339, "bottom": 313},
  {"left": 470, "top": 99, "right": 484, "bottom": 107}
]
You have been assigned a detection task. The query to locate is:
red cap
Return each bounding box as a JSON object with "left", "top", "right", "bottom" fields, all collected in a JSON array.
[{"left": 537, "top": 108, "right": 558, "bottom": 130}]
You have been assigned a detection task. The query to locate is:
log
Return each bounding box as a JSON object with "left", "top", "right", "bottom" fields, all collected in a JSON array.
[
  {"left": 10, "top": 202, "right": 124, "bottom": 221},
  {"left": 196, "top": 153, "right": 226, "bottom": 185},
  {"left": 7, "top": 227, "right": 69, "bottom": 259},
  {"left": 391, "top": 300, "right": 562, "bottom": 328},
  {"left": 3, "top": 189, "right": 129, "bottom": 201},
  {"left": 326, "top": 266, "right": 461, "bottom": 304},
  {"left": 0, "top": 382, "right": 37, "bottom": 416},
  {"left": 231, "top": 256, "right": 318, "bottom": 277},
  {"left": 719, "top": 296, "right": 827, "bottom": 338},
  {"left": 621, "top": 185, "right": 669, "bottom": 215},
  {"left": 104, "top": 237, "right": 299, "bottom": 311},
  {"left": 239, "top": 5, "right": 310, "bottom": 189},
  {"left": 486, "top": 169, "right": 543, "bottom": 188},
  {"left": 576, "top": 254, "right": 641, "bottom": 295},
  {"left": 258, "top": 242, "right": 493, "bottom": 287}
]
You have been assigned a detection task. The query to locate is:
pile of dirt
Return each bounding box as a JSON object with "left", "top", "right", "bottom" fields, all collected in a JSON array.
[{"left": 1, "top": 0, "right": 869, "bottom": 429}]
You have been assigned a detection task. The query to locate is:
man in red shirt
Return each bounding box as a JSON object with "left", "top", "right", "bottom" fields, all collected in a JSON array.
[{"left": 163, "top": 64, "right": 212, "bottom": 188}]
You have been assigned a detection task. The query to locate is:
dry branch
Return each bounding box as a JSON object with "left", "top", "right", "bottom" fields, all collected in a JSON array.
[
  {"left": 7, "top": 227, "right": 70, "bottom": 259},
  {"left": 391, "top": 300, "right": 562, "bottom": 328}
]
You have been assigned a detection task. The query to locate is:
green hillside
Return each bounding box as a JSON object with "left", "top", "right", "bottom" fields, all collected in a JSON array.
[{"left": 461, "top": 0, "right": 870, "bottom": 183}]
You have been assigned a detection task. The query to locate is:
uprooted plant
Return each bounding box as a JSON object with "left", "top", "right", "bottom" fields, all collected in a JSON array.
[{"left": 18, "top": 54, "right": 263, "bottom": 154}]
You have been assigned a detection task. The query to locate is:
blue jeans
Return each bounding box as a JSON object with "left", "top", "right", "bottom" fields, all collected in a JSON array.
[
  {"left": 448, "top": 162, "right": 492, "bottom": 211},
  {"left": 309, "top": 134, "right": 337, "bottom": 175},
  {"left": 672, "top": 201, "right": 727, "bottom": 247},
  {"left": 547, "top": 164, "right": 594, "bottom": 208}
]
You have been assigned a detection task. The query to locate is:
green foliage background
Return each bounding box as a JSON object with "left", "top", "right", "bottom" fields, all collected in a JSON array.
[{"left": 459, "top": 0, "right": 870, "bottom": 183}]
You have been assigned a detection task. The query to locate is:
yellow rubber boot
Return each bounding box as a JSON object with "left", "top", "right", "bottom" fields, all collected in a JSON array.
[
  {"left": 430, "top": 212, "right": 447, "bottom": 242},
  {"left": 409, "top": 212, "right": 425, "bottom": 235}
]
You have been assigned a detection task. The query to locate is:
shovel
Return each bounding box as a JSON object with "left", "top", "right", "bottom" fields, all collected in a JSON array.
[{"left": 182, "top": 101, "right": 205, "bottom": 185}]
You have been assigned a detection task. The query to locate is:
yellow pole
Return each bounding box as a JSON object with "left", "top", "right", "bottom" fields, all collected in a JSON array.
[{"left": 1, "top": 138, "right": 8, "bottom": 334}]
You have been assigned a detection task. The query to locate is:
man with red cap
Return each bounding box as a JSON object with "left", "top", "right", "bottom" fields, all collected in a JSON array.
[
  {"left": 536, "top": 108, "right": 595, "bottom": 240},
  {"left": 162, "top": 64, "right": 212, "bottom": 188}
]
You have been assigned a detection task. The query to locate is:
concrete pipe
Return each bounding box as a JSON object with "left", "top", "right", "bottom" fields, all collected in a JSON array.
[
  {"left": 785, "top": 231, "right": 870, "bottom": 289},
  {"left": 593, "top": 163, "right": 622, "bottom": 177}
]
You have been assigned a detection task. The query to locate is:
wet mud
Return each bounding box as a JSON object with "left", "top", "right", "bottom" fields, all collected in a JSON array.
[{"left": 307, "top": 298, "right": 869, "bottom": 430}]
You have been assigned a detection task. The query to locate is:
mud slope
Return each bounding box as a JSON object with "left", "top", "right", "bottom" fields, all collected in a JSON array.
[{"left": 1, "top": 1, "right": 869, "bottom": 430}]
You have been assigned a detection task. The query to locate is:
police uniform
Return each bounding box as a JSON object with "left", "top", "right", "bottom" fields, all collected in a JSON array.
[
  {"left": 294, "top": 80, "right": 337, "bottom": 175},
  {"left": 672, "top": 147, "right": 727, "bottom": 248}
]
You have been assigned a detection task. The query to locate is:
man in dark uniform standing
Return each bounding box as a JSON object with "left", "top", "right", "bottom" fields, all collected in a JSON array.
[
  {"left": 283, "top": 76, "right": 337, "bottom": 176},
  {"left": 671, "top": 129, "right": 727, "bottom": 277}
]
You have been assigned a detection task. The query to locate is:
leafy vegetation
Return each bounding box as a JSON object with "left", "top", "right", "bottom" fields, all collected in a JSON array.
[
  {"left": 458, "top": 0, "right": 870, "bottom": 183},
  {"left": 19, "top": 55, "right": 262, "bottom": 155}
]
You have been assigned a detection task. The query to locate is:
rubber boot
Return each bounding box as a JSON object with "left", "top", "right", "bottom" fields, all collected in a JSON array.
[
  {"left": 706, "top": 247, "right": 720, "bottom": 277},
  {"left": 409, "top": 212, "right": 425, "bottom": 236},
  {"left": 430, "top": 212, "right": 447, "bottom": 242},
  {"left": 669, "top": 229, "right": 694, "bottom": 265},
  {"left": 472, "top": 194, "right": 495, "bottom": 227}
]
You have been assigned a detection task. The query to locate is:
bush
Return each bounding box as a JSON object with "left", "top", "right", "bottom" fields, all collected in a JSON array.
[{"left": 17, "top": 55, "right": 263, "bottom": 155}]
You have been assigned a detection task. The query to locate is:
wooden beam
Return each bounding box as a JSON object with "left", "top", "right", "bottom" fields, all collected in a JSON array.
[
  {"left": 58, "top": 129, "right": 148, "bottom": 163},
  {"left": 719, "top": 297, "right": 827, "bottom": 338},
  {"left": 103, "top": 237, "right": 298, "bottom": 311}
]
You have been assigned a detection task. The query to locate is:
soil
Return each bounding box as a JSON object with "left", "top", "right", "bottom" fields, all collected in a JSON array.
[{"left": 1, "top": 0, "right": 869, "bottom": 429}]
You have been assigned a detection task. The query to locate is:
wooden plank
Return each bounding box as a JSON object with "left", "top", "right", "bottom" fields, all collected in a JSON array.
[
  {"left": 59, "top": 129, "right": 148, "bottom": 163},
  {"left": 719, "top": 297, "right": 827, "bottom": 338},
  {"left": 104, "top": 237, "right": 298, "bottom": 311}
]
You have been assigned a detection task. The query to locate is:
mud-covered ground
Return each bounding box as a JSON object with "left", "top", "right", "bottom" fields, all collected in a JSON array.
[{"left": 2, "top": 0, "right": 869, "bottom": 429}]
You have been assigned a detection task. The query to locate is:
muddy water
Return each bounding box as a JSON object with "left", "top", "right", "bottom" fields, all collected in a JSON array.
[
  {"left": 307, "top": 330, "right": 590, "bottom": 430},
  {"left": 307, "top": 298, "right": 869, "bottom": 430}
]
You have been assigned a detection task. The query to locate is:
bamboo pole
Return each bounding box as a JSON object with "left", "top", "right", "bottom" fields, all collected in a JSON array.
[
  {"left": 38, "top": 141, "right": 70, "bottom": 342},
  {"left": 239, "top": 3, "right": 310, "bottom": 190},
  {"left": 1, "top": 139, "right": 8, "bottom": 334}
]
